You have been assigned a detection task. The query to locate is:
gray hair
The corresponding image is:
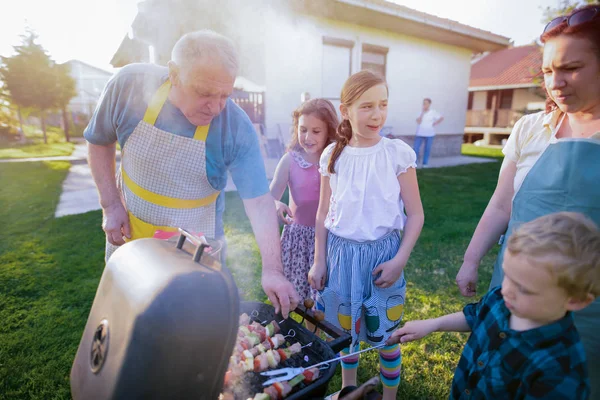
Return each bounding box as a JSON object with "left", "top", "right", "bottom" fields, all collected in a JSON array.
[{"left": 171, "top": 29, "right": 239, "bottom": 80}]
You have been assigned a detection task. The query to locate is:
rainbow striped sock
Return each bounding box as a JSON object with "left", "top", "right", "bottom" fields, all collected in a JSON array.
[
  {"left": 340, "top": 346, "right": 359, "bottom": 370},
  {"left": 379, "top": 344, "right": 401, "bottom": 388}
]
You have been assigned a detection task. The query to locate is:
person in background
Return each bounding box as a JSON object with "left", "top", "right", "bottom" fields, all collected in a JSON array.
[{"left": 413, "top": 98, "right": 443, "bottom": 168}]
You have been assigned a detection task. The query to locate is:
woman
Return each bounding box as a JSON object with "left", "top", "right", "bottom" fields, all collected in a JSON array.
[{"left": 455, "top": 4, "right": 600, "bottom": 397}]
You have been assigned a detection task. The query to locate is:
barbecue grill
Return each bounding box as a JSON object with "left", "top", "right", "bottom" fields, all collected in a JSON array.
[
  {"left": 234, "top": 302, "right": 351, "bottom": 400},
  {"left": 70, "top": 230, "right": 351, "bottom": 400}
]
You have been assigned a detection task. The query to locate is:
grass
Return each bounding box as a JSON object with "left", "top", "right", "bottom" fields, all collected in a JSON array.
[
  {"left": 461, "top": 143, "right": 504, "bottom": 159},
  {"left": 0, "top": 126, "right": 75, "bottom": 160},
  {"left": 0, "top": 159, "right": 503, "bottom": 399}
]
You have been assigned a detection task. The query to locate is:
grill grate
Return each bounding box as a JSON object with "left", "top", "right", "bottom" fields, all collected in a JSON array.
[{"left": 228, "top": 301, "right": 351, "bottom": 400}]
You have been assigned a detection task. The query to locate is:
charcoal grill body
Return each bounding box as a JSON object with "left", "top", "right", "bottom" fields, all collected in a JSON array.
[{"left": 70, "top": 234, "right": 239, "bottom": 400}]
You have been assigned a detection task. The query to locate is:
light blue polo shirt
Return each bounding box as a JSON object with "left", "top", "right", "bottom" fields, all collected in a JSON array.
[{"left": 84, "top": 63, "right": 269, "bottom": 238}]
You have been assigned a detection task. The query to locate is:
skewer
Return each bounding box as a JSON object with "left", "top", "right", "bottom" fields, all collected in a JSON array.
[
  {"left": 250, "top": 310, "right": 286, "bottom": 325},
  {"left": 284, "top": 329, "right": 296, "bottom": 339}
]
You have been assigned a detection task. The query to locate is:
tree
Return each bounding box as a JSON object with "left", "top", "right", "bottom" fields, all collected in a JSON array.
[
  {"left": 541, "top": 0, "right": 599, "bottom": 23},
  {"left": 53, "top": 63, "right": 77, "bottom": 142},
  {"left": 0, "top": 30, "right": 39, "bottom": 139},
  {"left": 0, "top": 29, "right": 76, "bottom": 143}
]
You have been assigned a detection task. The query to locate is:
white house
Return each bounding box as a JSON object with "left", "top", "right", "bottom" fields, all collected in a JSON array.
[
  {"left": 110, "top": 0, "right": 510, "bottom": 158},
  {"left": 65, "top": 60, "right": 114, "bottom": 117}
]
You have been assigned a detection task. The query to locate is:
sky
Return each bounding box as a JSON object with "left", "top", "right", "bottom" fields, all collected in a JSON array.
[{"left": 0, "top": 0, "right": 563, "bottom": 73}]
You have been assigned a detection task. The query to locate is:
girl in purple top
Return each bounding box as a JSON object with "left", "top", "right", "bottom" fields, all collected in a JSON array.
[{"left": 270, "top": 99, "right": 339, "bottom": 301}]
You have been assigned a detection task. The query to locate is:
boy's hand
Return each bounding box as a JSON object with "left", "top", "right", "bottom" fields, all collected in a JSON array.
[
  {"left": 386, "top": 319, "right": 438, "bottom": 344},
  {"left": 372, "top": 259, "right": 405, "bottom": 288},
  {"left": 308, "top": 262, "right": 327, "bottom": 291}
]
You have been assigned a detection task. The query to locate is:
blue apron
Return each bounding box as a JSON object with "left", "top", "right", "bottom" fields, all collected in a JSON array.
[{"left": 490, "top": 138, "right": 600, "bottom": 398}]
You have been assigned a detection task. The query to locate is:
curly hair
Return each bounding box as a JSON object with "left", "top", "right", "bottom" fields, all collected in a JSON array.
[{"left": 287, "top": 98, "right": 339, "bottom": 153}]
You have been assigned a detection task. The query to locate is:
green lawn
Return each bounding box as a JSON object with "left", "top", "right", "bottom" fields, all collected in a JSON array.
[
  {"left": 461, "top": 143, "right": 504, "bottom": 159},
  {"left": 0, "top": 126, "right": 75, "bottom": 160},
  {"left": 0, "top": 160, "right": 502, "bottom": 399}
]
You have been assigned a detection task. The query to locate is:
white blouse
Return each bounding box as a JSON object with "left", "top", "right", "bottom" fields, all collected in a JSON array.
[
  {"left": 501, "top": 110, "right": 566, "bottom": 194},
  {"left": 319, "top": 137, "right": 417, "bottom": 242}
]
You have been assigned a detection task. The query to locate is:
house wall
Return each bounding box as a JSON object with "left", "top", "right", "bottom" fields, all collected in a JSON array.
[
  {"left": 130, "top": 0, "right": 266, "bottom": 87},
  {"left": 472, "top": 91, "right": 487, "bottom": 110},
  {"left": 512, "top": 87, "right": 544, "bottom": 111},
  {"left": 263, "top": 12, "right": 473, "bottom": 156},
  {"left": 67, "top": 62, "right": 113, "bottom": 115}
]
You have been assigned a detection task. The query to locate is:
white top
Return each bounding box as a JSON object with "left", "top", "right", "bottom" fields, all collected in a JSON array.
[
  {"left": 319, "top": 137, "right": 417, "bottom": 242},
  {"left": 416, "top": 109, "right": 442, "bottom": 137},
  {"left": 501, "top": 110, "right": 564, "bottom": 194}
]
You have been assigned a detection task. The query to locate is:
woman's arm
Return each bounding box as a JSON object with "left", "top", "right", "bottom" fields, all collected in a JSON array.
[{"left": 456, "top": 159, "right": 517, "bottom": 296}]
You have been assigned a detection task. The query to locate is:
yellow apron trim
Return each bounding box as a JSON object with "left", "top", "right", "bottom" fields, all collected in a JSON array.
[
  {"left": 122, "top": 168, "right": 220, "bottom": 209},
  {"left": 142, "top": 80, "right": 171, "bottom": 126},
  {"left": 193, "top": 125, "right": 209, "bottom": 141},
  {"left": 142, "top": 80, "right": 210, "bottom": 142},
  {"left": 126, "top": 212, "right": 179, "bottom": 241}
]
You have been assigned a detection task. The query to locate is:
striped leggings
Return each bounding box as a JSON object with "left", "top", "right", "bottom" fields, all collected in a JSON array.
[{"left": 340, "top": 344, "right": 401, "bottom": 388}]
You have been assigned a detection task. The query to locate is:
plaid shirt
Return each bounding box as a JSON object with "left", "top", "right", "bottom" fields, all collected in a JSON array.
[{"left": 451, "top": 287, "right": 590, "bottom": 400}]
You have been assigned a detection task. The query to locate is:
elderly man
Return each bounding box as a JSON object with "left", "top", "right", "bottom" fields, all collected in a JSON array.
[{"left": 84, "top": 30, "right": 299, "bottom": 317}]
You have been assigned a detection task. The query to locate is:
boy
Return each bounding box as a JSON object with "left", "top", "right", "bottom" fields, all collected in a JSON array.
[{"left": 387, "top": 212, "right": 600, "bottom": 399}]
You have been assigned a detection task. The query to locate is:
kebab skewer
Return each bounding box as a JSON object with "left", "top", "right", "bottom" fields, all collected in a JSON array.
[{"left": 251, "top": 367, "right": 321, "bottom": 400}]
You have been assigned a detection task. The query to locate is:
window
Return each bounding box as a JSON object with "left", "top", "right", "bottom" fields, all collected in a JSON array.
[
  {"left": 322, "top": 37, "right": 354, "bottom": 101},
  {"left": 361, "top": 44, "right": 387, "bottom": 78}
]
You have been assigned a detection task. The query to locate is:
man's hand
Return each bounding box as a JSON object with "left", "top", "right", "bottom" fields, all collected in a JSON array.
[
  {"left": 262, "top": 271, "right": 300, "bottom": 319},
  {"left": 386, "top": 319, "right": 438, "bottom": 344},
  {"left": 243, "top": 193, "right": 300, "bottom": 318},
  {"left": 102, "top": 202, "right": 131, "bottom": 246},
  {"left": 372, "top": 258, "right": 405, "bottom": 288}
]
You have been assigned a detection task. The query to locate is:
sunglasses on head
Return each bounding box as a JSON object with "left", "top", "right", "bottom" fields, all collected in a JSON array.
[{"left": 543, "top": 6, "right": 600, "bottom": 34}]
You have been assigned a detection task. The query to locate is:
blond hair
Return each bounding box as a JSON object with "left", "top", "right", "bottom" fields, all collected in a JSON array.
[{"left": 507, "top": 212, "right": 600, "bottom": 299}]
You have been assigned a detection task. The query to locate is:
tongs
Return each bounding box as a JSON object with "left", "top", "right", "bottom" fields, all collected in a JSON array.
[{"left": 260, "top": 343, "right": 388, "bottom": 386}]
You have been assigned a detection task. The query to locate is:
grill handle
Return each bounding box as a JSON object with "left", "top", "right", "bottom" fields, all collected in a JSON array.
[
  {"left": 176, "top": 228, "right": 213, "bottom": 264},
  {"left": 292, "top": 304, "right": 352, "bottom": 354}
]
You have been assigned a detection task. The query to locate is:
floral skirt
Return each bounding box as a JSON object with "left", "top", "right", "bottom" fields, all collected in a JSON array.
[{"left": 281, "top": 223, "right": 316, "bottom": 301}]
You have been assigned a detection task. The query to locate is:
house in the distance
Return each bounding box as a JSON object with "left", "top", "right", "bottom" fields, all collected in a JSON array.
[
  {"left": 465, "top": 45, "right": 546, "bottom": 146},
  {"left": 110, "top": 0, "right": 511, "bottom": 158},
  {"left": 65, "top": 60, "right": 114, "bottom": 123}
]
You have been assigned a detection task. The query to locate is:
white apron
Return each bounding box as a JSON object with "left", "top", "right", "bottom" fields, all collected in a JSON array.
[{"left": 106, "top": 80, "right": 220, "bottom": 261}]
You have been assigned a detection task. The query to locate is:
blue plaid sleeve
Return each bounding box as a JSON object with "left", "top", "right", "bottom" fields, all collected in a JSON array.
[
  {"left": 463, "top": 286, "right": 502, "bottom": 330},
  {"left": 525, "top": 371, "right": 590, "bottom": 399}
]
